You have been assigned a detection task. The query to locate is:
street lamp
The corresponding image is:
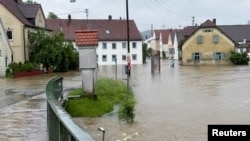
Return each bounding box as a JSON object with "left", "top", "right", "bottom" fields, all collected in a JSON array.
[{"left": 98, "top": 127, "right": 105, "bottom": 141}]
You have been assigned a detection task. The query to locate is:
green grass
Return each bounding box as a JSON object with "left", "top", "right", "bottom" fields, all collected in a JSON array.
[{"left": 66, "top": 78, "right": 135, "bottom": 118}]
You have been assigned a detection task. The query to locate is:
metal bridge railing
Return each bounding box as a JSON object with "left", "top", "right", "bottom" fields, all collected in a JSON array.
[{"left": 46, "top": 77, "right": 95, "bottom": 141}]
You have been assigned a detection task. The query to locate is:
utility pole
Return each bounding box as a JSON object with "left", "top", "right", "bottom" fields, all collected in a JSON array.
[
  {"left": 85, "top": 9, "right": 89, "bottom": 20},
  {"left": 126, "top": 0, "right": 130, "bottom": 100},
  {"left": 192, "top": 16, "right": 195, "bottom": 26}
]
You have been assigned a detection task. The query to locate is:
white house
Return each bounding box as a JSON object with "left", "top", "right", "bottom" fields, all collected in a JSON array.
[
  {"left": 46, "top": 16, "right": 143, "bottom": 66},
  {"left": 0, "top": 18, "right": 13, "bottom": 76}
]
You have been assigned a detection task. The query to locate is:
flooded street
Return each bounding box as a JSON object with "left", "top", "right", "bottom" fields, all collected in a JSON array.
[
  {"left": 76, "top": 60, "right": 250, "bottom": 141},
  {"left": 1, "top": 59, "right": 250, "bottom": 141}
]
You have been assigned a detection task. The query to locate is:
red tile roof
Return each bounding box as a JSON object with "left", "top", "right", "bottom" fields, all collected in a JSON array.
[
  {"left": 75, "top": 30, "right": 98, "bottom": 47},
  {"left": 46, "top": 19, "right": 142, "bottom": 41}
]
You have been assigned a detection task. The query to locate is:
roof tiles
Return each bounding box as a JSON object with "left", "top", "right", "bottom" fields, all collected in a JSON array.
[
  {"left": 46, "top": 19, "right": 142, "bottom": 41},
  {"left": 75, "top": 30, "right": 98, "bottom": 47}
]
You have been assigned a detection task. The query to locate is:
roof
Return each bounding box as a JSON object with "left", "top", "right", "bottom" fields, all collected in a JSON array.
[
  {"left": 46, "top": 18, "right": 143, "bottom": 41},
  {"left": 154, "top": 30, "right": 170, "bottom": 44},
  {"left": 218, "top": 25, "right": 250, "bottom": 43},
  {"left": 200, "top": 19, "right": 216, "bottom": 27},
  {"left": 180, "top": 19, "right": 250, "bottom": 44},
  {"left": 183, "top": 19, "right": 237, "bottom": 45},
  {"left": 0, "top": 0, "right": 42, "bottom": 27},
  {"left": 75, "top": 30, "right": 98, "bottom": 47},
  {"left": 18, "top": 4, "right": 40, "bottom": 19}
]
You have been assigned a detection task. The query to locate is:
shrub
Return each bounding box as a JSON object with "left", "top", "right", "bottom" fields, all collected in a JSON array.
[
  {"left": 6, "top": 61, "right": 36, "bottom": 77},
  {"left": 229, "top": 51, "right": 249, "bottom": 65}
]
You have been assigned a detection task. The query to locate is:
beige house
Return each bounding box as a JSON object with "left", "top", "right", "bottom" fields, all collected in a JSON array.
[
  {"left": 0, "top": 0, "right": 46, "bottom": 63},
  {"left": 182, "top": 20, "right": 236, "bottom": 65},
  {"left": 0, "top": 18, "right": 13, "bottom": 76}
]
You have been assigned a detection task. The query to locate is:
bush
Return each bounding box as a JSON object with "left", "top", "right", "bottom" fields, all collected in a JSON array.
[
  {"left": 229, "top": 51, "right": 249, "bottom": 65},
  {"left": 6, "top": 61, "right": 36, "bottom": 77}
]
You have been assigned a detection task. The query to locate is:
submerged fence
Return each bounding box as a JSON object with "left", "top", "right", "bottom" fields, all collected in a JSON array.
[{"left": 46, "top": 77, "right": 95, "bottom": 141}]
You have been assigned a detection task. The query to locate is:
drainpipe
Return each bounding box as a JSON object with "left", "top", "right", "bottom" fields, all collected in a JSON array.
[{"left": 23, "top": 25, "right": 26, "bottom": 61}]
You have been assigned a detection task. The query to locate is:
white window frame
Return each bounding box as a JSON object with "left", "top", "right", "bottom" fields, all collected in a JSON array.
[
  {"left": 112, "top": 43, "right": 116, "bottom": 50},
  {"left": 102, "top": 55, "right": 107, "bottom": 62},
  {"left": 102, "top": 43, "right": 107, "bottom": 50}
]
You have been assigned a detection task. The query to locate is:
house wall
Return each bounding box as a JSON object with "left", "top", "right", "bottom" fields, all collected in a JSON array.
[
  {"left": 0, "top": 19, "right": 12, "bottom": 76},
  {"left": 182, "top": 28, "right": 234, "bottom": 65},
  {"left": 96, "top": 41, "right": 143, "bottom": 65},
  {"left": 35, "top": 9, "right": 46, "bottom": 28},
  {"left": 0, "top": 4, "right": 25, "bottom": 63},
  {"left": 173, "top": 33, "right": 179, "bottom": 59}
]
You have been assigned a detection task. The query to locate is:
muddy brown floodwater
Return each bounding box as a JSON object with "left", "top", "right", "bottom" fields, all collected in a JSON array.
[
  {"left": 75, "top": 59, "right": 250, "bottom": 141},
  {"left": 1, "top": 59, "right": 250, "bottom": 141}
]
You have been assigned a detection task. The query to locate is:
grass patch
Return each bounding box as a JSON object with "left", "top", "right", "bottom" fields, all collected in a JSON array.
[{"left": 66, "top": 77, "right": 135, "bottom": 120}]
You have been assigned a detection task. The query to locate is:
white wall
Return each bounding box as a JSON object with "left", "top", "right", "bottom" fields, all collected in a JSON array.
[{"left": 96, "top": 41, "right": 143, "bottom": 65}]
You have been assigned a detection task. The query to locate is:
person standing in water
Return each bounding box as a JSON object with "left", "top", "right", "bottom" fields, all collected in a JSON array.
[{"left": 171, "top": 59, "right": 174, "bottom": 68}]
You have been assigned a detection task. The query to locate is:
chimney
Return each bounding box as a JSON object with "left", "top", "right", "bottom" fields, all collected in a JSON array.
[
  {"left": 213, "top": 19, "right": 216, "bottom": 25},
  {"left": 108, "top": 15, "right": 112, "bottom": 20},
  {"left": 68, "top": 14, "right": 71, "bottom": 25},
  {"left": 243, "top": 38, "right": 246, "bottom": 44}
]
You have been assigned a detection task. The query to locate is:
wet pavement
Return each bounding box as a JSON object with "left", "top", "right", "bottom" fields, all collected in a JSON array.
[
  {"left": 0, "top": 72, "right": 82, "bottom": 141},
  {"left": 1, "top": 59, "right": 250, "bottom": 141}
]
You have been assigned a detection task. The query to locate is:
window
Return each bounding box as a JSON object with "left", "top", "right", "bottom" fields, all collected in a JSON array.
[
  {"left": 122, "top": 55, "right": 126, "bottom": 61},
  {"left": 112, "top": 43, "right": 116, "bottom": 49},
  {"left": 112, "top": 55, "right": 117, "bottom": 62},
  {"left": 102, "top": 43, "right": 107, "bottom": 49},
  {"left": 7, "top": 30, "right": 13, "bottom": 40},
  {"left": 132, "top": 42, "right": 137, "bottom": 49},
  {"left": 192, "top": 52, "right": 202, "bottom": 60},
  {"left": 197, "top": 35, "right": 203, "bottom": 44},
  {"left": 122, "top": 42, "right": 127, "bottom": 49},
  {"left": 132, "top": 54, "right": 137, "bottom": 61},
  {"left": 203, "top": 29, "right": 213, "bottom": 33},
  {"left": 213, "top": 52, "right": 224, "bottom": 60},
  {"left": 213, "top": 35, "right": 219, "bottom": 44},
  {"left": 102, "top": 55, "right": 107, "bottom": 62}
]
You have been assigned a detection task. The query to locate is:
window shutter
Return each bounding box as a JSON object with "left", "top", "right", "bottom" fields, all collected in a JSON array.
[
  {"left": 213, "top": 52, "right": 216, "bottom": 60},
  {"left": 200, "top": 53, "right": 203, "bottom": 60},
  {"left": 192, "top": 53, "right": 195, "bottom": 60},
  {"left": 221, "top": 52, "right": 224, "bottom": 59},
  {"left": 213, "top": 35, "right": 219, "bottom": 44},
  {"left": 197, "top": 36, "right": 203, "bottom": 44}
]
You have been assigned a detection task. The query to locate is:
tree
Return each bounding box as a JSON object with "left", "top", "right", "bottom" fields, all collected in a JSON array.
[
  {"left": 28, "top": 30, "right": 78, "bottom": 72},
  {"left": 142, "top": 43, "right": 148, "bottom": 63},
  {"left": 47, "top": 12, "right": 59, "bottom": 19},
  {"left": 147, "top": 48, "right": 153, "bottom": 56}
]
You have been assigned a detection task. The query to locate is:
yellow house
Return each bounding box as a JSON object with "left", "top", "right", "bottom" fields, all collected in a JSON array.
[
  {"left": 182, "top": 20, "right": 236, "bottom": 65},
  {"left": 0, "top": 0, "right": 46, "bottom": 63}
]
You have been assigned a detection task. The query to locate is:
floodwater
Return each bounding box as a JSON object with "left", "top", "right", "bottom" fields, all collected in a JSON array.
[
  {"left": 1, "top": 59, "right": 250, "bottom": 141},
  {"left": 75, "top": 60, "right": 250, "bottom": 141}
]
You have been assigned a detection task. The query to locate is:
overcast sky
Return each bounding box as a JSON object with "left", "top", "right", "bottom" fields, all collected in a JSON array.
[{"left": 35, "top": 0, "right": 250, "bottom": 31}]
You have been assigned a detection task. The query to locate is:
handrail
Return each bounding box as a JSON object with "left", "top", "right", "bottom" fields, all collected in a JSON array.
[{"left": 46, "top": 76, "right": 95, "bottom": 141}]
